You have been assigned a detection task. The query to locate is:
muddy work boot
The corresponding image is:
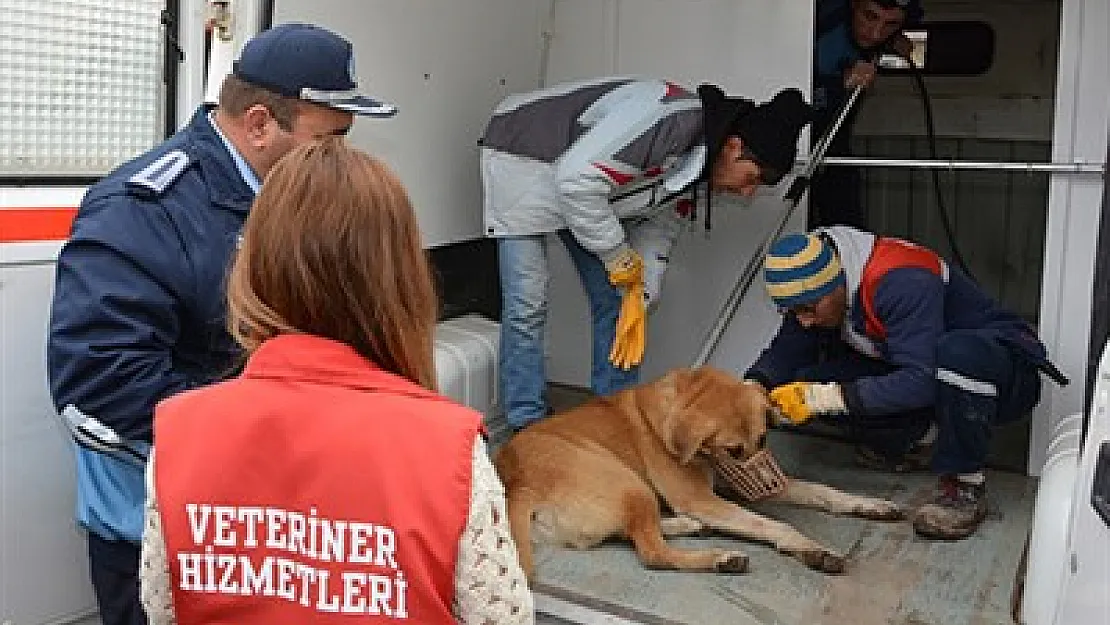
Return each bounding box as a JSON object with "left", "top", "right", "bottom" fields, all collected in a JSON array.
[{"left": 912, "top": 475, "right": 987, "bottom": 540}]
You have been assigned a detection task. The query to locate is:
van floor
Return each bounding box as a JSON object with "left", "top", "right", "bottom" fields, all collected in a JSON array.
[{"left": 503, "top": 384, "right": 1034, "bottom": 625}]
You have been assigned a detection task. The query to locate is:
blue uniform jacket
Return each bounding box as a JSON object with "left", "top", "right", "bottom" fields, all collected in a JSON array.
[
  {"left": 47, "top": 105, "right": 252, "bottom": 542},
  {"left": 746, "top": 230, "right": 1047, "bottom": 416}
]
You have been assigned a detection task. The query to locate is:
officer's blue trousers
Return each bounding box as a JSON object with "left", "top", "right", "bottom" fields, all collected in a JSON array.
[
  {"left": 798, "top": 329, "right": 1042, "bottom": 474},
  {"left": 88, "top": 533, "right": 146, "bottom": 625}
]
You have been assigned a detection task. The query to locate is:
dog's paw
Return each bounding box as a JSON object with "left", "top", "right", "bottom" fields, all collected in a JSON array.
[
  {"left": 713, "top": 550, "right": 749, "bottom": 574},
  {"left": 852, "top": 498, "right": 906, "bottom": 521},
  {"left": 797, "top": 549, "right": 846, "bottom": 574}
]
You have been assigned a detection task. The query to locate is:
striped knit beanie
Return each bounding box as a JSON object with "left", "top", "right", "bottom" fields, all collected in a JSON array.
[{"left": 764, "top": 233, "right": 845, "bottom": 309}]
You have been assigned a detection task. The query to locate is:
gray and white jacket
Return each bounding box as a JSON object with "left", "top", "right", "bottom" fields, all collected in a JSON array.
[{"left": 479, "top": 77, "right": 705, "bottom": 257}]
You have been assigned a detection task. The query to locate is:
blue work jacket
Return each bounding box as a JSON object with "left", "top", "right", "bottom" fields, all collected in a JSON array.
[{"left": 47, "top": 105, "right": 253, "bottom": 543}]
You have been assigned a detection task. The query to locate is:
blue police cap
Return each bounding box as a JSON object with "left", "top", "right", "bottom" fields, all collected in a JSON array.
[{"left": 233, "top": 23, "right": 396, "bottom": 118}]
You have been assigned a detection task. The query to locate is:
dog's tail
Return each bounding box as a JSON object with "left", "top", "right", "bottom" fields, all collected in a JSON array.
[{"left": 504, "top": 487, "right": 538, "bottom": 583}]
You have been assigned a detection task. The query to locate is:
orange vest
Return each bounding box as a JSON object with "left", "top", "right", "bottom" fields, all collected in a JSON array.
[
  {"left": 153, "top": 334, "right": 481, "bottom": 624},
  {"left": 859, "top": 237, "right": 944, "bottom": 341}
]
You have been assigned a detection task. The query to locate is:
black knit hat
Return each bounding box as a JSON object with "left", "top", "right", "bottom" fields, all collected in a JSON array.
[
  {"left": 689, "top": 86, "right": 813, "bottom": 233},
  {"left": 697, "top": 84, "right": 754, "bottom": 181},
  {"left": 732, "top": 88, "right": 814, "bottom": 184},
  {"left": 698, "top": 85, "right": 814, "bottom": 185}
]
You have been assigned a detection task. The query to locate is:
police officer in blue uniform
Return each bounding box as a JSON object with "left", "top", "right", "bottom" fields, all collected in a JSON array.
[
  {"left": 811, "top": 0, "right": 923, "bottom": 229},
  {"left": 47, "top": 23, "right": 396, "bottom": 625}
]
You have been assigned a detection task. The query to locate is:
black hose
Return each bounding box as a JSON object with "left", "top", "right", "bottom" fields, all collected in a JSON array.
[{"left": 902, "top": 54, "right": 976, "bottom": 279}]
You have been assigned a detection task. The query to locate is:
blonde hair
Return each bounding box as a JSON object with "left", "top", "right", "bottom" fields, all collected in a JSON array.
[{"left": 226, "top": 137, "right": 438, "bottom": 389}]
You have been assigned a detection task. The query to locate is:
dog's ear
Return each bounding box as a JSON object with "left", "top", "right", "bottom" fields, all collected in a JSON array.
[
  {"left": 644, "top": 368, "right": 718, "bottom": 464},
  {"left": 670, "top": 416, "right": 716, "bottom": 465}
]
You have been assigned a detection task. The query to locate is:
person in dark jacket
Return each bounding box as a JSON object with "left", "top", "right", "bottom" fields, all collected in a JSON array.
[
  {"left": 746, "top": 226, "right": 1064, "bottom": 540},
  {"left": 811, "top": 0, "right": 923, "bottom": 229},
  {"left": 46, "top": 23, "right": 395, "bottom": 625}
]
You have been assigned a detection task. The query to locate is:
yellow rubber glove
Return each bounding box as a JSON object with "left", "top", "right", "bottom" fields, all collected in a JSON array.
[
  {"left": 768, "top": 382, "right": 847, "bottom": 425},
  {"left": 605, "top": 246, "right": 646, "bottom": 370},
  {"left": 610, "top": 294, "right": 645, "bottom": 368}
]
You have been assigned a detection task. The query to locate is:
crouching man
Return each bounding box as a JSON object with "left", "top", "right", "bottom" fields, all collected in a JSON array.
[{"left": 745, "top": 226, "right": 1066, "bottom": 540}]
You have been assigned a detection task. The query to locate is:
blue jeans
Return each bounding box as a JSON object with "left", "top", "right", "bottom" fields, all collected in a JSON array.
[{"left": 497, "top": 232, "right": 640, "bottom": 428}]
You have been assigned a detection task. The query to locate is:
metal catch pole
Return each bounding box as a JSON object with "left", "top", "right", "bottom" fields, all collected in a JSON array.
[{"left": 692, "top": 84, "right": 865, "bottom": 368}]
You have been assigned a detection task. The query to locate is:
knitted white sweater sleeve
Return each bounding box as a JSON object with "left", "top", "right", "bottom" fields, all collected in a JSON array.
[
  {"left": 454, "top": 436, "right": 535, "bottom": 624},
  {"left": 137, "top": 439, "right": 534, "bottom": 625},
  {"left": 139, "top": 455, "right": 176, "bottom": 625}
]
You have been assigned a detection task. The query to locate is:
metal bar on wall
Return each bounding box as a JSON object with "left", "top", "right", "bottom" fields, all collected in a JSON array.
[{"left": 814, "top": 156, "right": 1105, "bottom": 174}]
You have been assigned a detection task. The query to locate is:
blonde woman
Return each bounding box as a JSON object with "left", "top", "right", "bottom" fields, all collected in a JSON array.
[{"left": 139, "top": 138, "right": 533, "bottom": 624}]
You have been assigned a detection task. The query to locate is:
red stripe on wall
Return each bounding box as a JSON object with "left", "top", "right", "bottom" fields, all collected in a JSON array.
[{"left": 0, "top": 207, "right": 78, "bottom": 243}]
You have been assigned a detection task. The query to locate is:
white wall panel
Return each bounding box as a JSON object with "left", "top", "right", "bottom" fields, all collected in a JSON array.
[
  {"left": 1, "top": 190, "right": 96, "bottom": 623},
  {"left": 272, "top": 0, "right": 549, "bottom": 247},
  {"left": 1, "top": 264, "right": 97, "bottom": 625},
  {"left": 543, "top": 0, "right": 814, "bottom": 384},
  {"left": 546, "top": 0, "right": 811, "bottom": 102},
  {"left": 1034, "top": 0, "right": 1110, "bottom": 475}
]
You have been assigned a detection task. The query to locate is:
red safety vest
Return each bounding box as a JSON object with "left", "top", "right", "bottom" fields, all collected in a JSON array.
[
  {"left": 153, "top": 334, "right": 481, "bottom": 624},
  {"left": 859, "top": 237, "right": 944, "bottom": 341}
]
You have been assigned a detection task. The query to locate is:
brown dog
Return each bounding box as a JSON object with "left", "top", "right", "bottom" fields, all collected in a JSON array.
[{"left": 493, "top": 367, "right": 905, "bottom": 579}]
